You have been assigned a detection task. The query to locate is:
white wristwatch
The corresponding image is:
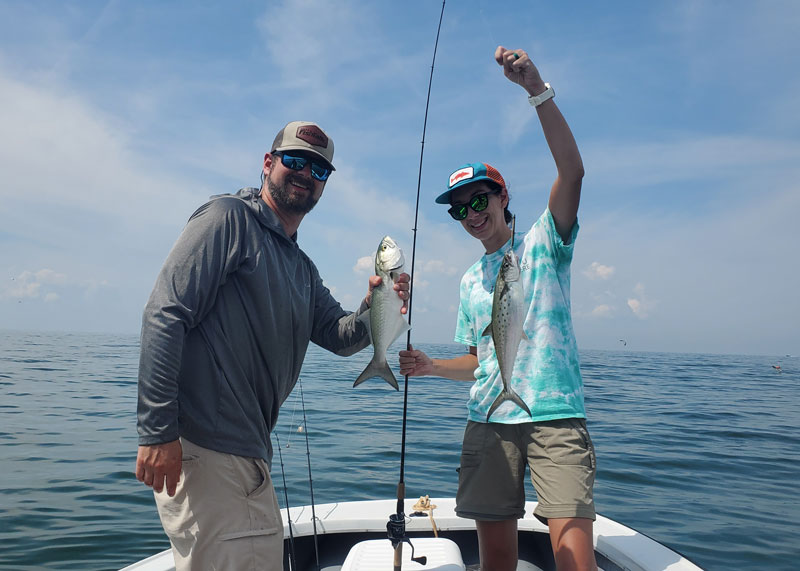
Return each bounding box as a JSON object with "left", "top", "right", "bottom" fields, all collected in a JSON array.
[{"left": 528, "top": 83, "right": 554, "bottom": 107}]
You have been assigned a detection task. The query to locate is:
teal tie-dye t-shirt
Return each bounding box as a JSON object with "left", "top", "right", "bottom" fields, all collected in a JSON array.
[{"left": 454, "top": 209, "right": 586, "bottom": 424}]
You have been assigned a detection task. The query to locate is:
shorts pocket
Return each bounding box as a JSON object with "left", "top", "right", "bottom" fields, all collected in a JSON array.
[
  {"left": 242, "top": 458, "right": 281, "bottom": 536},
  {"left": 216, "top": 458, "right": 281, "bottom": 542},
  {"left": 237, "top": 456, "right": 267, "bottom": 497},
  {"left": 155, "top": 453, "right": 201, "bottom": 536},
  {"left": 539, "top": 418, "right": 594, "bottom": 467},
  {"left": 459, "top": 421, "right": 486, "bottom": 469}
]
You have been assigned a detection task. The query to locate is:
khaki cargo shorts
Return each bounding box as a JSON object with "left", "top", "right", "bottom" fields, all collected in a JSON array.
[
  {"left": 455, "top": 418, "right": 596, "bottom": 523},
  {"left": 154, "top": 438, "right": 284, "bottom": 571}
]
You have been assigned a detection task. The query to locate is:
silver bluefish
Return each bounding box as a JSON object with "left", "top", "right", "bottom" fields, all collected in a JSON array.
[
  {"left": 353, "top": 236, "right": 410, "bottom": 390},
  {"left": 483, "top": 225, "right": 532, "bottom": 421}
]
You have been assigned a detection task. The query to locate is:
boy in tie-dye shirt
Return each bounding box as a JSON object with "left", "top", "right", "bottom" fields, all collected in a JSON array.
[
  {"left": 455, "top": 208, "right": 585, "bottom": 425},
  {"left": 399, "top": 45, "right": 598, "bottom": 571}
]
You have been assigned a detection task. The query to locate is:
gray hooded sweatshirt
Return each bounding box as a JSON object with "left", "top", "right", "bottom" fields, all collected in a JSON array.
[{"left": 137, "top": 187, "right": 369, "bottom": 465}]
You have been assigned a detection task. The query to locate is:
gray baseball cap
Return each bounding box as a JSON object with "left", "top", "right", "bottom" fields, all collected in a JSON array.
[{"left": 271, "top": 121, "right": 335, "bottom": 170}]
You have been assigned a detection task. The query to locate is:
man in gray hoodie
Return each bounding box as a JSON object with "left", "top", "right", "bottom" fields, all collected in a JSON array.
[{"left": 135, "top": 120, "right": 409, "bottom": 570}]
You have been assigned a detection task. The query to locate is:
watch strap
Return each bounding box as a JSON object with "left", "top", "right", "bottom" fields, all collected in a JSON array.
[{"left": 528, "top": 83, "right": 554, "bottom": 107}]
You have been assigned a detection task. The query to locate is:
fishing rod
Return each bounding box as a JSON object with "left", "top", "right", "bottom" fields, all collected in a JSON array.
[
  {"left": 298, "top": 379, "right": 321, "bottom": 570},
  {"left": 274, "top": 431, "right": 297, "bottom": 571},
  {"left": 387, "top": 1, "right": 446, "bottom": 570}
]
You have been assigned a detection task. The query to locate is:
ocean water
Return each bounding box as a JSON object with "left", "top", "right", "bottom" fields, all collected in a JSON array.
[{"left": 0, "top": 330, "right": 798, "bottom": 570}]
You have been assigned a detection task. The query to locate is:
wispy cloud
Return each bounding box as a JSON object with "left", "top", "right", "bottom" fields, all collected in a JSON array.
[
  {"left": 627, "top": 283, "right": 656, "bottom": 319},
  {"left": 584, "top": 135, "right": 800, "bottom": 192},
  {"left": 2, "top": 269, "right": 67, "bottom": 300},
  {"left": 591, "top": 304, "right": 613, "bottom": 318},
  {"left": 1, "top": 2, "right": 798, "bottom": 355},
  {"left": 1, "top": 268, "right": 109, "bottom": 304}
]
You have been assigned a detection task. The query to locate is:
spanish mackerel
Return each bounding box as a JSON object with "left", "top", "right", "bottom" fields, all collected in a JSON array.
[{"left": 483, "top": 218, "right": 532, "bottom": 421}]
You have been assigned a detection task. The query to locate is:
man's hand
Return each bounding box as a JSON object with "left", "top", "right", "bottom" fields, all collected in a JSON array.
[
  {"left": 366, "top": 272, "right": 411, "bottom": 314},
  {"left": 136, "top": 440, "right": 183, "bottom": 497}
]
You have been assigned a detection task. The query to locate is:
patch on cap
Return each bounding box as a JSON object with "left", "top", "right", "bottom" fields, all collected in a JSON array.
[
  {"left": 296, "top": 124, "right": 328, "bottom": 149},
  {"left": 435, "top": 161, "right": 506, "bottom": 204},
  {"left": 449, "top": 166, "right": 475, "bottom": 188},
  {"left": 272, "top": 120, "right": 335, "bottom": 170}
]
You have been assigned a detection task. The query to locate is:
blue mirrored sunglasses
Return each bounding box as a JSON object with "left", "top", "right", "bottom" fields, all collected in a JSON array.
[{"left": 276, "top": 152, "right": 332, "bottom": 181}]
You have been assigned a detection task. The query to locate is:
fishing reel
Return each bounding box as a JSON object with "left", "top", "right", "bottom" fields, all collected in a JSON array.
[{"left": 387, "top": 512, "right": 427, "bottom": 565}]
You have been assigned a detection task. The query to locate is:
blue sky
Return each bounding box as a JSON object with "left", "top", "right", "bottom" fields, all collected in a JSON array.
[{"left": 1, "top": 1, "right": 798, "bottom": 357}]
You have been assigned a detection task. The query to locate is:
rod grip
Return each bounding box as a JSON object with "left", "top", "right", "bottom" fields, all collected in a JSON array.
[
  {"left": 396, "top": 482, "right": 405, "bottom": 514},
  {"left": 393, "top": 544, "right": 403, "bottom": 571}
]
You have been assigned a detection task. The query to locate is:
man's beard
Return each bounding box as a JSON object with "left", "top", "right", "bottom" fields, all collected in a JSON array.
[{"left": 267, "top": 172, "right": 319, "bottom": 215}]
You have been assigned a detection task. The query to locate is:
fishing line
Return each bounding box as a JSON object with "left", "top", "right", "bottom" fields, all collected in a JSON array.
[
  {"left": 298, "top": 379, "right": 320, "bottom": 571},
  {"left": 274, "top": 431, "right": 297, "bottom": 571},
  {"left": 285, "top": 390, "right": 300, "bottom": 448},
  {"left": 400, "top": 0, "right": 446, "bottom": 482},
  {"left": 389, "top": 1, "right": 446, "bottom": 569}
]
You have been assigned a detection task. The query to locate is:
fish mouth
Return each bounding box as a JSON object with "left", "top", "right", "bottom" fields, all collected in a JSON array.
[
  {"left": 379, "top": 258, "right": 405, "bottom": 274},
  {"left": 386, "top": 262, "right": 404, "bottom": 273}
]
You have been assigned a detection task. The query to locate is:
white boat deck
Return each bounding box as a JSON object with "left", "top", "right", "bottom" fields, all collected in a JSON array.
[{"left": 121, "top": 498, "right": 703, "bottom": 571}]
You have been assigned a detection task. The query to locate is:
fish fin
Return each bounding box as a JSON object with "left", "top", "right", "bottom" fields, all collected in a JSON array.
[
  {"left": 481, "top": 321, "right": 493, "bottom": 337},
  {"left": 486, "top": 388, "right": 532, "bottom": 421},
  {"left": 486, "top": 394, "right": 503, "bottom": 422},
  {"left": 353, "top": 358, "right": 399, "bottom": 391},
  {"left": 509, "top": 387, "right": 532, "bottom": 417},
  {"left": 388, "top": 317, "right": 411, "bottom": 345}
]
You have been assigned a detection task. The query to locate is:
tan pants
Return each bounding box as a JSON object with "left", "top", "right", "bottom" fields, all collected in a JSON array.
[{"left": 154, "top": 438, "right": 283, "bottom": 571}]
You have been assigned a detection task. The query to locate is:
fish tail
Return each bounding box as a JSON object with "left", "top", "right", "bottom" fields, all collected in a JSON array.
[
  {"left": 353, "top": 358, "right": 399, "bottom": 391},
  {"left": 486, "top": 387, "right": 532, "bottom": 421}
]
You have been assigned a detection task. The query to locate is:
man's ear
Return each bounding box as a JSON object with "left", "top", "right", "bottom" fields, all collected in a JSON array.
[{"left": 263, "top": 152, "right": 274, "bottom": 177}]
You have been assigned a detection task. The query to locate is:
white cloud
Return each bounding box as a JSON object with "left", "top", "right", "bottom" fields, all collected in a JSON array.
[
  {"left": 353, "top": 256, "right": 373, "bottom": 274},
  {"left": 626, "top": 298, "right": 643, "bottom": 317},
  {"left": 3, "top": 269, "right": 67, "bottom": 300},
  {"left": 591, "top": 304, "right": 613, "bottom": 318},
  {"left": 626, "top": 283, "right": 656, "bottom": 319},
  {"left": 583, "top": 262, "right": 615, "bottom": 280}
]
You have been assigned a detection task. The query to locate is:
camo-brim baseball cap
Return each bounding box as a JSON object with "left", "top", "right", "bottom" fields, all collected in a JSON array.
[
  {"left": 435, "top": 162, "right": 506, "bottom": 204},
  {"left": 271, "top": 121, "right": 335, "bottom": 170}
]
